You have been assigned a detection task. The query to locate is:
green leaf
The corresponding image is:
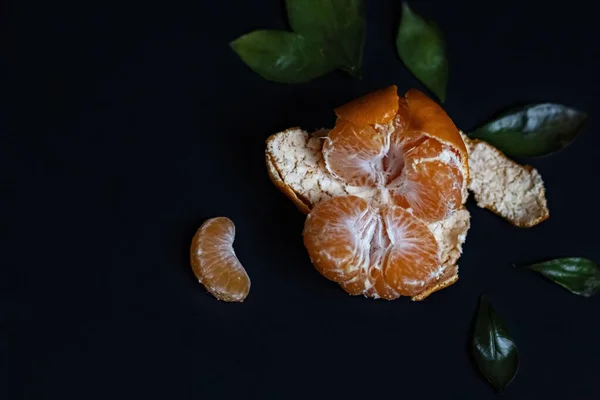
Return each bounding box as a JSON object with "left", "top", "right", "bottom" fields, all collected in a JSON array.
[
  {"left": 472, "top": 295, "right": 519, "bottom": 392},
  {"left": 525, "top": 258, "right": 600, "bottom": 297},
  {"left": 230, "top": 30, "right": 337, "bottom": 84},
  {"left": 285, "top": 0, "right": 365, "bottom": 78},
  {"left": 396, "top": 2, "right": 448, "bottom": 102},
  {"left": 468, "top": 103, "right": 587, "bottom": 157}
]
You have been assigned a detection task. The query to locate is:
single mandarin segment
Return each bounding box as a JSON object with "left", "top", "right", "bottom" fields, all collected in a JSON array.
[
  {"left": 390, "top": 137, "right": 464, "bottom": 222},
  {"left": 303, "top": 196, "right": 441, "bottom": 299},
  {"left": 322, "top": 119, "right": 386, "bottom": 187},
  {"left": 391, "top": 157, "right": 464, "bottom": 222},
  {"left": 383, "top": 205, "right": 440, "bottom": 295},
  {"left": 302, "top": 196, "right": 365, "bottom": 284},
  {"left": 334, "top": 85, "right": 400, "bottom": 125},
  {"left": 190, "top": 217, "right": 250, "bottom": 302}
]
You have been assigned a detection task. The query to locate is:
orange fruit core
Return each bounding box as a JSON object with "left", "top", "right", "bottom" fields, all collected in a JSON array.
[
  {"left": 190, "top": 217, "right": 251, "bottom": 302},
  {"left": 304, "top": 86, "right": 466, "bottom": 299}
]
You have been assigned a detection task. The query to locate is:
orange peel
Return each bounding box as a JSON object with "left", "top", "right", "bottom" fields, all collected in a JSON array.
[
  {"left": 265, "top": 86, "right": 549, "bottom": 300},
  {"left": 334, "top": 85, "right": 400, "bottom": 125}
]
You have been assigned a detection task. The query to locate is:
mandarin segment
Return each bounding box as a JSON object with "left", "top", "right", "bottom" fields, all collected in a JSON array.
[
  {"left": 392, "top": 160, "right": 463, "bottom": 223},
  {"left": 303, "top": 196, "right": 369, "bottom": 283},
  {"left": 383, "top": 206, "right": 440, "bottom": 296},
  {"left": 303, "top": 196, "right": 442, "bottom": 299},
  {"left": 390, "top": 137, "right": 464, "bottom": 222},
  {"left": 334, "top": 85, "right": 400, "bottom": 125},
  {"left": 323, "top": 120, "right": 386, "bottom": 187},
  {"left": 190, "top": 217, "right": 251, "bottom": 302}
]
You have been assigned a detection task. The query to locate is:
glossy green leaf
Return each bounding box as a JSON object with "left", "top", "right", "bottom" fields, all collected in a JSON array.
[
  {"left": 472, "top": 295, "right": 519, "bottom": 392},
  {"left": 396, "top": 2, "right": 448, "bottom": 102},
  {"left": 230, "top": 30, "right": 337, "bottom": 84},
  {"left": 525, "top": 258, "right": 600, "bottom": 297},
  {"left": 285, "top": 0, "right": 365, "bottom": 78},
  {"left": 468, "top": 103, "right": 587, "bottom": 157}
]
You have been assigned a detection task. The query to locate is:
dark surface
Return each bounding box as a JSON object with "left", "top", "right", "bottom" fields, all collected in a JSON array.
[{"left": 2, "top": 1, "right": 599, "bottom": 399}]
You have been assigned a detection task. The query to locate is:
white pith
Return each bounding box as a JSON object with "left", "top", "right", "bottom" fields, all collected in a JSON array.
[{"left": 462, "top": 134, "right": 549, "bottom": 227}]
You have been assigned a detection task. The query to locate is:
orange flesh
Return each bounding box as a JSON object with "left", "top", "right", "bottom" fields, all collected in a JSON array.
[
  {"left": 322, "top": 120, "right": 385, "bottom": 187},
  {"left": 303, "top": 196, "right": 440, "bottom": 298},
  {"left": 303, "top": 87, "right": 468, "bottom": 299},
  {"left": 190, "top": 217, "right": 250, "bottom": 302},
  {"left": 390, "top": 137, "right": 464, "bottom": 222},
  {"left": 324, "top": 96, "right": 465, "bottom": 223}
]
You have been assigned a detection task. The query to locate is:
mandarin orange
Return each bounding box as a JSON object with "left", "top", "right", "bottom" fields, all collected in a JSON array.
[
  {"left": 265, "top": 85, "right": 549, "bottom": 300},
  {"left": 303, "top": 87, "right": 469, "bottom": 298}
]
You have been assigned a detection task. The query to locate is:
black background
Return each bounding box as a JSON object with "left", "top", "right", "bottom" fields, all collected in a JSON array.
[{"left": 2, "top": 1, "right": 600, "bottom": 399}]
